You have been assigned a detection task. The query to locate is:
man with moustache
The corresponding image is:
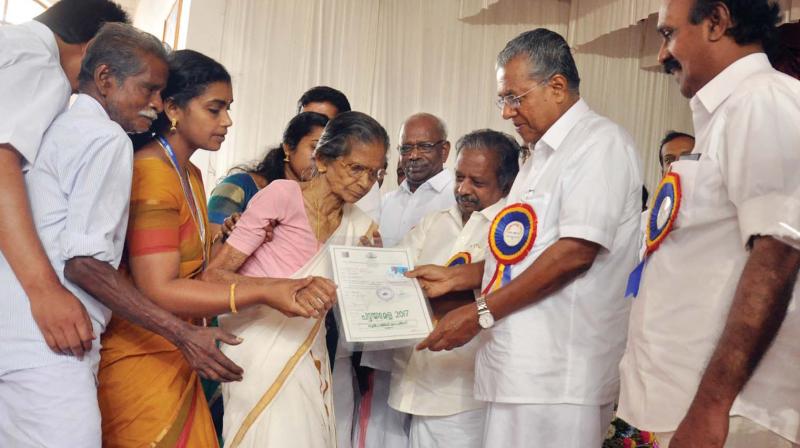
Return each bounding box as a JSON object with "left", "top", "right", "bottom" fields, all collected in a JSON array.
[
  {"left": 617, "top": 1, "right": 800, "bottom": 447},
  {"left": 354, "top": 113, "right": 455, "bottom": 448},
  {"left": 388, "top": 129, "right": 519, "bottom": 448},
  {"left": 0, "top": 24, "right": 241, "bottom": 447},
  {"left": 408, "top": 29, "right": 642, "bottom": 446}
]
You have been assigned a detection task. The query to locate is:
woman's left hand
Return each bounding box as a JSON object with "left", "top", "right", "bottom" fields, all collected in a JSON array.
[
  {"left": 359, "top": 230, "right": 383, "bottom": 248},
  {"left": 295, "top": 276, "right": 338, "bottom": 317}
]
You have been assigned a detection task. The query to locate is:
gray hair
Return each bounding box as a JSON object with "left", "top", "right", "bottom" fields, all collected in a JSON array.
[
  {"left": 315, "top": 111, "right": 390, "bottom": 162},
  {"left": 400, "top": 113, "right": 448, "bottom": 141},
  {"left": 455, "top": 129, "right": 521, "bottom": 194},
  {"left": 497, "top": 28, "right": 581, "bottom": 95},
  {"left": 78, "top": 22, "right": 168, "bottom": 90}
]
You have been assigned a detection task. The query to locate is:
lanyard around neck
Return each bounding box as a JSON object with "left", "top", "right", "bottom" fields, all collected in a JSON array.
[{"left": 156, "top": 135, "right": 207, "bottom": 266}]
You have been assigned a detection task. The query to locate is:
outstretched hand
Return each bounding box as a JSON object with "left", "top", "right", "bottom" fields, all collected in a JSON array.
[
  {"left": 416, "top": 303, "right": 480, "bottom": 352},
  {"left": 405, "top": 264, "right": 456, "bottom": 298},
  {"left": 175, "top": 324, "right": 244, "bottom": 382}
]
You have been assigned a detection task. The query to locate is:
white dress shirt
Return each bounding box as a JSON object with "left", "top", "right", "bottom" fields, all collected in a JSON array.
[
  {"left": 0, "top": 21, "right": 71, "bottom": 169},
  {"left": 379, "top": 170, "right": 456, "bottom": 248},
  {"left": 475, "top": 99, "right": 643, "bottom": 405},
  {"left": 356, "top": 183, "right": 382, "bottom": 223},
  {"left": 618, "top": 53, "right": 800, "bottom": 443},
  {"left": 389, "top": 200, "right": 505, "bottom": 417},
  {"left": 0, "top": 94, "right": 134, "bottom": 374}
]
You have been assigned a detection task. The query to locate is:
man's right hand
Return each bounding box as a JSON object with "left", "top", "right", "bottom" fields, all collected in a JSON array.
[
  {"left": 174, "top": 324, "right": 244, "bottom": 382},
  {"left": 28, "top": 285, "right": 95, "bottom": 359},
  {"left": 405, "top": 264, "right": 457, "bottom": 298}
]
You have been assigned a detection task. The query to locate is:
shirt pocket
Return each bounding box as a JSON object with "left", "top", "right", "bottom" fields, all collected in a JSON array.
[{"left": 518, "top": 192, "right": 556, "bottom": 252}]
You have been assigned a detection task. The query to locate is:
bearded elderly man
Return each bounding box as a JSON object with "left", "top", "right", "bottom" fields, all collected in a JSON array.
[
  {"left": 618, "top": 1, "right": 800, "bottom": 447},
  {"left": 389, "top": 129, "right": 520, "bottom": 448},
  {"left": 0, "top": 24, "right": 242, "bottom": 447},
  {"left": 409, "top": 28, "right": 643, "bottom": 447}
]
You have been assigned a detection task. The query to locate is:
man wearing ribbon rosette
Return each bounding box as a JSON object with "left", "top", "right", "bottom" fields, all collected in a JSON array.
[
  {"left": 617, "top": 1, "right": 800, "bottom": 448},
  {"left": 388, "top": 129, "right": 520, "bottom": 448},
  {"left": 408, "top": 29, "right": 644, "bottom": 447}
]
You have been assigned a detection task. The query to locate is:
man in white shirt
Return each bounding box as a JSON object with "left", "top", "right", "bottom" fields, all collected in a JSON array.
[
  {"left": 617, "top": 1, "right": 800, "bottom": 447},
  {"left": 356, "top": 113, "right": 455, "bottom": 448},
  {"left": 409, "top": 28, "right": 643, "bottom": 447},
  {"left": 0, "top": 0, "right": 240, "bottom": 391},
  {"left": 0, "top": 24, "right": 242, "bottom": 447},
  {"left": 379, "top": 113, "right": 456, "bottom": 248},
  {"left": 389, "top": 129, "right": 519, "bottom": 448}
]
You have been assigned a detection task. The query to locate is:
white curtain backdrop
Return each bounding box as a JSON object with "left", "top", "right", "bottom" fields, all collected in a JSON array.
[{"left": 188, "top": 0, "right": 795, "bottom": 196}]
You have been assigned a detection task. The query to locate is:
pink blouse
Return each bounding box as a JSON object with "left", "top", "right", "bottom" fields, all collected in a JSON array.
[{"left": 226, "top": 180, "right": 319, "bottom": 278}]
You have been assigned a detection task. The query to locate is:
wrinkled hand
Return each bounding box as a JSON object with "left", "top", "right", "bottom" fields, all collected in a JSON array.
[
  {"left": 294, "top": 276, "right": 338, "bottom": 318},
  {"left": 29, "top": 286, "right": 95, "bottom": 359},
  {"left": 416, "top": 303, "right": 480, "bottom": 351},
  {"left": 359, "top": 230, "right": 383, "bottom": 248},
  {"left": 265, "top": 277, "right": 336, "bottom": 318},
  {"left": 175, "top": 324, "right": 244, "bottom": 382},
  {"left": 669, "top": 403, "right": 729, "bottom": 448},
  {"left": 221, "top": 213, "right": 240, "bottom": 238},
  {"left": 405, "top": 264, "right": 456, "bottom": 298}
]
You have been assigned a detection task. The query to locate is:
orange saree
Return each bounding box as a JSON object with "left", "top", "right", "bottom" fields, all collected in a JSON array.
[{"left": 98, "top": 156, "right": 217, "bottom": 448}]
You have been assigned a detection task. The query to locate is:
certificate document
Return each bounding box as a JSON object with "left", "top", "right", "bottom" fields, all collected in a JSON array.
[{"left": 329, "top": 245, "right": 434, "bottom": 350}]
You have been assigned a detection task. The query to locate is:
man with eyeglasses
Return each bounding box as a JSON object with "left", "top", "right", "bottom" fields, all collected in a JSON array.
[
  {"left": 355, "top": 113, "right": 455, "bottom": 448},
  {"left": 407, "top": 28, "right": 643, "bottom": 447}
]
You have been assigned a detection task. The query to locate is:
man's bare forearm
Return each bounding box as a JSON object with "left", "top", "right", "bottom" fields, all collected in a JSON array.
[
  {"left": 487, "top": 237, "right": 599, "bottom": 321},
  {"left": 451, "top": 261, "right": 485, "bottom": 291},
  {"left": 0, "top": 145, "right": 63, "bottom": 296},
  {"left": 689, "top": 236, "right": 800, "bottom": 413},
  {"left": 64, "top": 257, "right": 188, "bottom": 343}
]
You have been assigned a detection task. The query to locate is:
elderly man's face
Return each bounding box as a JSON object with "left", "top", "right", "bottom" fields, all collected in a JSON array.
[
  {"left": 454, "top": 148, "right": 505, "bottom": 221},
  {"left": 657, "top": 0, "right": 714, "bottom": 98},
  {"left": 399, "top": 117, "right": 449, "bottom": 186},
  {"left": 104, "top": 53, "right": 168, "bottom": 133},
  {"left": 660, "top": 135, "right": 694, "bottom": 175},
  {"left": 496, "top": 55, "right": 561, "bottom": 145}
]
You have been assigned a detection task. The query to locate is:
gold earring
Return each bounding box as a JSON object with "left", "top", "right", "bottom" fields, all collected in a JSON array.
[
  {"left": 170, "top": 118, "right": 178, "bottom": 133},
  {"left": 283, "top": 153, "right": 290, "bottom": 162}
]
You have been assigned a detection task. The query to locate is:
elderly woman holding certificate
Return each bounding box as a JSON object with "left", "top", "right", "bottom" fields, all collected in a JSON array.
[{"left": 203, "top": 111, "right": 389, "bottom": 448}]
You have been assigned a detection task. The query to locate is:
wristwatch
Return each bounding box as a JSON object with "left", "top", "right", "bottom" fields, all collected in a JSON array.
[{"left": 476, "top": 295, "right": 495, "bottom": 329}]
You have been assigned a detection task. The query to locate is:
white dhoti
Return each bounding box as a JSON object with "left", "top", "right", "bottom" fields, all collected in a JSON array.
[
  {"left": 409, "top": 407, "right": 486, "bottom": 448},
  {"left": 482, "top": 401, "right": 614, "bottom": 448},
  {"left": 655, "top": 416, "right": 800, "bottom": 448},
  {"left": 354, "top": 369, "right": 410, "bottom": 448},
  {"left": 0, "top": 361, "right": 101, "bottom": 448}
]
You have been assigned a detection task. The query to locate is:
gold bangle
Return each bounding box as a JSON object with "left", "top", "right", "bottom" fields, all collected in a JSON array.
[{"left": 229, "top": 283, "right": 238, "bottom": 314}]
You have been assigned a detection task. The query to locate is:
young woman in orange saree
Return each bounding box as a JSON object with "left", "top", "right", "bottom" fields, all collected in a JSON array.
[{"left": 97, "top": 50, "right": 330, "bottom": 448}]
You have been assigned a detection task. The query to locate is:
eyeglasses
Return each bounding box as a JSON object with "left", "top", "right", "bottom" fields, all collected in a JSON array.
[
  {"left": 338, "top": 159, "right": 386, "bottom": 182},
  {"left": 398, "top": 140, "right": 446, "bottom": 156},
  {"left": 495, "top": 81, "right": 545, "bottom": 110}
]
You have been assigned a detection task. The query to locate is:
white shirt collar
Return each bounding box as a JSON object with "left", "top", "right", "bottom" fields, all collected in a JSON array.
[
  {"left": 537, "top": 98, "right": 591, "bottom": 152},
  {"left": 400, "top": 169, "right": 454, "bottom": 195},
  {"left": 446, "top": 197, "right": 506, "bottom": 228},
  {"left": 692, "top": 53, "right": 772, "bottom": 116},
  {"left": 73, "top": 93, "right": 112, "bottom": 120}
]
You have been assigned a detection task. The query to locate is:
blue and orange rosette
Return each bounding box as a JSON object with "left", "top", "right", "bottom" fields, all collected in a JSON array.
[
  {"left": 482, "top": 202, "right": 537, "bottom": 294},
  {"left": 446, "top": 251, "right": 472, "bottom": 267},
  {"left": 626, "top": 172, "right": 682, "bottom": 297}
]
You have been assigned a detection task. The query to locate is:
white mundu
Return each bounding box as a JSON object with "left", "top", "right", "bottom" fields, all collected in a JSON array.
[
  {"left": 618, "top": 53, "right": 800, "bottom": 445},
  {"left": 0, "top": 21, "right": 71, "bottom": 168},
  {"left": 389, "top": 200, "right": 505, "bottom": 447},
  {"left": 476, "top": 99, "right": 642, "bottom": 446}
]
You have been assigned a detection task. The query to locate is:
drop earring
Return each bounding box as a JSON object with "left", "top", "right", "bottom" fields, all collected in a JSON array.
[{"left": 170, "top": 118, "right": 178, "bottom": 133}]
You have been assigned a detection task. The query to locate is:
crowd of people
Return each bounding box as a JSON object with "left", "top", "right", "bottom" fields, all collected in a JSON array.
[{"left": 1, "top": 0, "right": 799, "bottom": 447}]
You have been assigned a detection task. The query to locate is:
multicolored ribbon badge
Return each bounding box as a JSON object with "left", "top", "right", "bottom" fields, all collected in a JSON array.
[
  {"left": 483, "top": 202, "right": 537, "bottom": 294},
  {"left": 626, "top": 172, "right": 682, "bottom": 297},
  {"left": 446, "top": 251, "right": 472, "bottom": 267}
]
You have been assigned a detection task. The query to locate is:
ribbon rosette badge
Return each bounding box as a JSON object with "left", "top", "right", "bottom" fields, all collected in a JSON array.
[
  {"left": 483, "top": 202, "right": 537, "bottom": 294},
  {"left": 446, "top": 251, "right": 472, "bottom": 267},
  {"left": 626, "top": 171, "right": 682, "bottom": 297}
]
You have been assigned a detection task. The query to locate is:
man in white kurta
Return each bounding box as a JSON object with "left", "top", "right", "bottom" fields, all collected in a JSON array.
[
  {"left": 389, "top": 129, "right": 520, "bottom": 448},
  {"left": 618, "top": 1, "right": 800, "bottom": 447},
  {"left": 409, "top": 28, "right": 642, "bottom": 447},
  {"left": 356, "top": 113, "right": 456, "bottom": 448}
]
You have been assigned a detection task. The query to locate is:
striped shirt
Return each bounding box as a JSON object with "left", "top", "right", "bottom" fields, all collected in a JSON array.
[{"left": 0, "top": 94, "right": 133, "bottom": 374}]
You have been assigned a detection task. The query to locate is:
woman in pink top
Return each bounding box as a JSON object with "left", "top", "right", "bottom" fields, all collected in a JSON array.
[{"left": 203, "top": 111, "right": 388, "bottom": 448}]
